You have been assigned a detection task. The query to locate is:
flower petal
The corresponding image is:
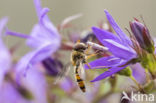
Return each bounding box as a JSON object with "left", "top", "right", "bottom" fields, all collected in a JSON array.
[
  {"left": 16, "top": 42, "right": 59, "bottom": 76},
  {"left": 0, "top": 17, "right": 11, "bottom": 87},
  {"left": 104, "top": 10, "right": 132, "bottom": 45},
  {"left": 103, "top": 39, "right": 136, "bottom": 60},
  {"left": 27, "top": 1, "right": 61, "bottom": 49},
  {"left": 5, "top": 29, "right": 30, "bottom": 39},
  {"left": 92, "top": 27, "right": 121, "bottom": 44},
  {"left": 0, "top": 83, "right": 30, "bottom": 103},
  {"left": 39, "top": 8, "right": 50, "bottom": 24},
  {"left": 60, "top": 77, "right": 75, "bottom": 92},
  {"left": 42, "top": 57, "right": 63, "bottom": 76},
  {"left": 34, "top": 0, "right": 59, "bottom": 39},
  {"left": 0, "top": 44, "right": 11, "bottom": 85},
  {"left": 91, "top": 66, "right": 127, "bottom": 82},
  {"left": 34, "top": 0, "right": 42, "bottom": 18},
  {"left": 130, "top": 63, "right": 146, "bottom": 85},
  {"left": 22, "top": 68, "right": 47, "bottom": 103},
  {"left": 40, "top": 14, "right": 60, "bottom": 39},
  {"left": 0, "top": 17, "right": 8, "bottom": 37},
  {"left": 26, "top": 24, "right": 60, "bottom": 49},
  {"left": 84, "top": 56, "right": 121, "bottom": 69}
]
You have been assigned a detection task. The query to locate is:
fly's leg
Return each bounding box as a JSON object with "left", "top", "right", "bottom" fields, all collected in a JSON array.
[
  {"left": 85, "top": 44, "right": 102, "bottom": 69},
  {"left": 86, "top": 62, "right": 92, "bottom": 69},
  {"left": 83, "top": 58, "right": 92, "bottom": 69},
  {"left": 85, "top": 61, "right": 106, "bottom": 69},
  {"left": 86, "top": 49, "right": 101, "bottom": 60},
  {"left": 85, "top": 45, "right": 92, "bottom": 55},
  {"left": 85, "top": 50, "right": 105, "bottom": 69}
]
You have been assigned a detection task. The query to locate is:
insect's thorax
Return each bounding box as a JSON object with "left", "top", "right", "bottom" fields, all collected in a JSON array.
[{"left": 71, "top": 50, "right": 86, "bottom": 66}]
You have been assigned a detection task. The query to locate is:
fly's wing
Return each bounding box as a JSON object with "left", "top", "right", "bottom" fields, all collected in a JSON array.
[
  {"left": 54, "top": 63, "right": 71, "bottom": 84},
  {"left": 79, "top": 62, "right": 86, "bottom": 80}
]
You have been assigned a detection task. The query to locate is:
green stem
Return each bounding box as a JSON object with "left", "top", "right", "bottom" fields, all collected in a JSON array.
[
  {"left": 130, "top": 76, "right": 144, "bottom": 93},
  {"left": 145, "top": 69, "right": 151, "bottom": 83}
]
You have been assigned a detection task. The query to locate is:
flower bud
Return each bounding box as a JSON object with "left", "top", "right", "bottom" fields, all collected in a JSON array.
[
  {"left": 118, "top": 67, "right": 132, "bottom": 77},
  {"left": 130, "top": 19, "right": 155, "bottom": 53}
]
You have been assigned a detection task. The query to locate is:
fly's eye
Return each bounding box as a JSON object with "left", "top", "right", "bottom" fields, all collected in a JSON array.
[
  {"left": 81, "top": 46, "right": 87, "bottom": 50},
  {"left": 74, "top": 43, "right": 87, "bottom": 51}
]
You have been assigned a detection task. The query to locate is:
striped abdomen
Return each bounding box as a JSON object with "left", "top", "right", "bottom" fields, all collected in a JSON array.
[{"left": 75, "top": 66, "right": 86, "bottom": 92}]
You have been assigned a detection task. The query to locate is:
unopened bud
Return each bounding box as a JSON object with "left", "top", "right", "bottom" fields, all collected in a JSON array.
[
  {"left": 130, "top": 20, "right": 155, "bottom": 53},
  {"left": 118, "top": 67, "right": 132, "bottom": 77}
]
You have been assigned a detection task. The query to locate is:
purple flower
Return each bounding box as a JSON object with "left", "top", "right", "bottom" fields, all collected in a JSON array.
[
  {"left": 42, "top": 57, "right": 63, "bottom": 76},
  {"left": 0, "top": 83, "right": 30, "bottom": 103},
  {"left": 60, "top": 77, "right": 76, "bottom": 93},
  {"left": 0, "top": 17, "right": 11, "bottom": 87},
  {"left": 0, "top": 17, "right": 47, "bottom": 103},
  {"left": 85, "top": 10, "right": 137, "bottom": 82},
  {"left": 6, "top": 0, "right": 61, "bottom": 76},
  {"left": 130, "top": 63, "right": 146, "bottom": 85},
  {"left": 0, "top": 17, "right": 24, "bottom": 102},
  {"left": 21, "top": 67, "right": 48, "bottom": 103},
  {"left": 0, "top": 68, "right": 47, "bottom": 103}
]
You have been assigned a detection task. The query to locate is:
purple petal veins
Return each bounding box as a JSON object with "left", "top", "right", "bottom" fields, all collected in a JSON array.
[
  {"left": 92, "top": 27, "right": 137, "bottom": 60},
  {"left": 87, "top": 10, "right": 139, "bottom": 82},
  {"left": 103, "top": 39, "right": 136, "bottom": 60},
  {"left": 85, "top": 56, "right": 121, "bottom": 69},
  {"left": 92, "top": 27, "right": 122, "bottom": 44},
  {"left": 104, "top": 10, "right": 132, "bottom": 46},
  {"left": 91, "top": 65, "right": 127, "bottom": 82}
]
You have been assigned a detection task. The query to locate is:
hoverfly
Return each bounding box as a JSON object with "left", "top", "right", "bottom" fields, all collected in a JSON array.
[
  {"left": 71, "top": 41, "right": 90, "bottom": 92},
  {"left": 55, "top": 40, "right": 108, "bottom": 92}
]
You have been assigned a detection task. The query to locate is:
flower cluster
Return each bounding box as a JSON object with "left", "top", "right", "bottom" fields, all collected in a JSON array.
[
  {"left": 6, "top": 0, "right": 61, "bottom": 77},
  {"left": 85, "top": 10, "right": 138, "bottom": 81},
  {"left": 85, "top": 10, "right": 156, "bottom": 93}
]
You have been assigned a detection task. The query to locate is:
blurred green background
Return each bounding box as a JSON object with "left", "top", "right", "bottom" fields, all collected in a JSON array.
[{"left": 0, "top": 0, "right": 156, "bottom": 56}]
